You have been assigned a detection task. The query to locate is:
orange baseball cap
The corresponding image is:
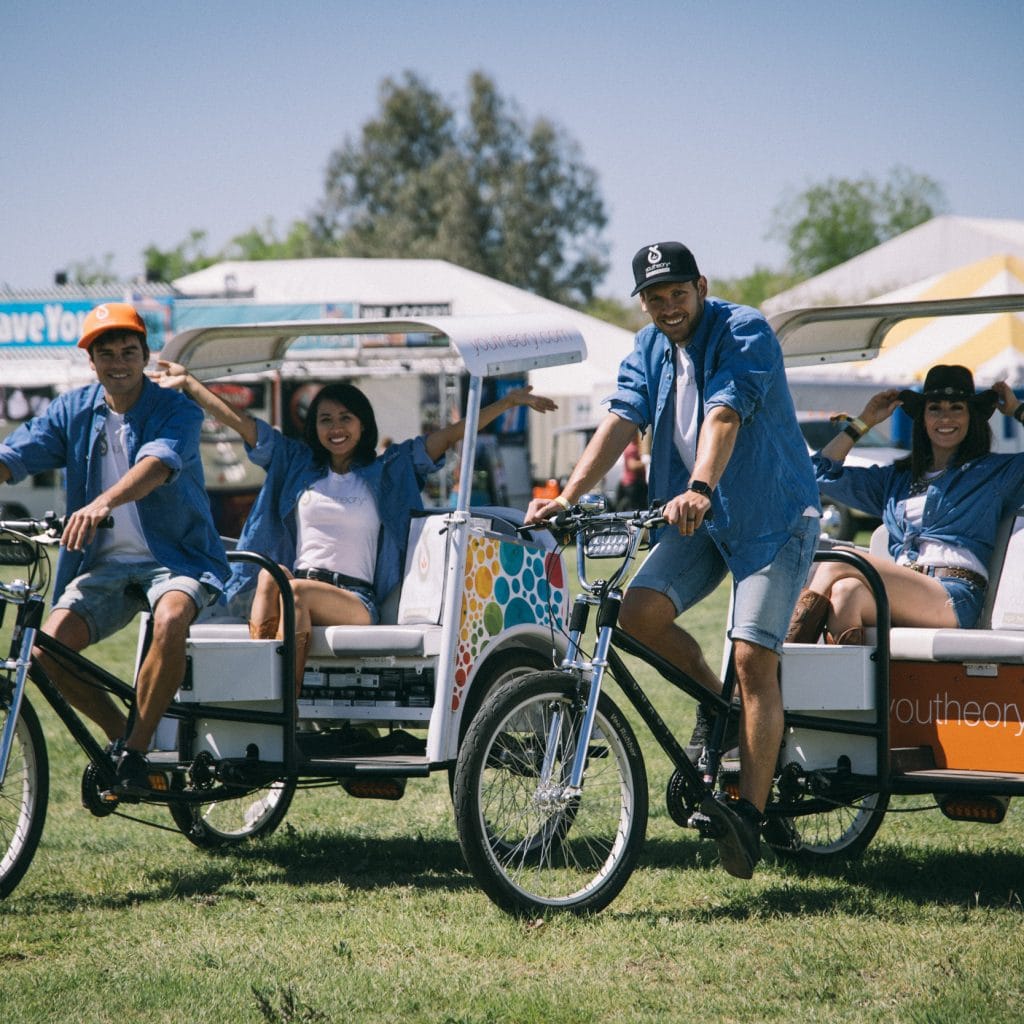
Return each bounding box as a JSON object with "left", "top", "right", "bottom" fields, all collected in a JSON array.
[{"left": 78, "top": 302, "right": 147, "bottom": 350}]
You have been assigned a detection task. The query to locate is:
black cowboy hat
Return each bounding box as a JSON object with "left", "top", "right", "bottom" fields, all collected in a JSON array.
[{"left": 898, "top": 364, "right": 998, "bottom": 420}]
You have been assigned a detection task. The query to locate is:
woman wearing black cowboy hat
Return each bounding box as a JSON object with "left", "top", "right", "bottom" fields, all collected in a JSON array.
[{"left": 786, "top": 365, "right": 1024, "bottom": 645}]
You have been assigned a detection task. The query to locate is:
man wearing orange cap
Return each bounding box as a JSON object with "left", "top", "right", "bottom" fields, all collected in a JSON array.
[{"left": 0, "top": 303, "right": 229, "bottom": 796}]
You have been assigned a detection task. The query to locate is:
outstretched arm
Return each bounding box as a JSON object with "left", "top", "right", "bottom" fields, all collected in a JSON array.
[
  {"left": 424, "top": 386, "right": 557, "bottom": 463},
  {"left": 153, "top": 360, "right": 259, "bottom": 449},
  {"left": 993, "top": 381, "right": 1022, "bottom": 421},
  {"left": 819, "top": 388, "right": 902, "bottom": 463}
]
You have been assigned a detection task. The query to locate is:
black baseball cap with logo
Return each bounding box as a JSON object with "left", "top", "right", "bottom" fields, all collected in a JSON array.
[{"left": 631, "top": 241, "right": 701, "bottom": 296}]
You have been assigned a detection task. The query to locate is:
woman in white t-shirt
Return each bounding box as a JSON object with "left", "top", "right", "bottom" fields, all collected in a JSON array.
[
  {"left": 786, "top": 365, "right": 1024, "bottom": 645},
  {"left": 158, "top": 363, "right": 555, "bottom": 687}
]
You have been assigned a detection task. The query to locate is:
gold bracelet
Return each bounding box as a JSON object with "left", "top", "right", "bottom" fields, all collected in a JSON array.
[
  {"left": 850, "top": 417, "right": 868, "bottom": 435},
  {"left": 553, "top": 495, "right": 571, "bottom": 510}
]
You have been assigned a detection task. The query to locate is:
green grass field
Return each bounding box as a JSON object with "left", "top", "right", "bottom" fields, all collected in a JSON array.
[{"left": 1, "top": 575, "right": 1022, "bottom": 1023}]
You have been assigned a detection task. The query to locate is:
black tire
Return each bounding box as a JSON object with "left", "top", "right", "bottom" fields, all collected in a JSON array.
[
  {"left": 454, "top": 671, "right": 648, "bottom": 916},
  {"left": 168, "top": 777, "right": 296, "bottom": 849},
  {"left": 766, "top": 790, "right": 888, "bottom": 863},
  {"left": 0, "top": 696, "right": 49, "bottom": 899}
]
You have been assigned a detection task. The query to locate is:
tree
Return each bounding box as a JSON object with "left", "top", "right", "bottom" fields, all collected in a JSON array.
[
  {"left": 770, "top": 166, "right": 948, "bottom": 278},
  {"left": 314, "top": 71, "right": 609, "bottom": 306},
  {"left": 143, "top": 230, "right": 219, "bottom": 282},
  {"left": 710, "top": 266, "right": 801, "bottom": 309}
]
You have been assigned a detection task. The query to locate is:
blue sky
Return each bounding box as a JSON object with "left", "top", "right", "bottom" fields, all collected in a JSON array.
[{"left": 3, "top": 1, "right": 1022, "bottom": 301}]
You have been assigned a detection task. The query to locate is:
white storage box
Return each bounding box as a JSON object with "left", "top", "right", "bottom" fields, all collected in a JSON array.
[
  {"left": 192, "top": 709, "right": 284, "bottom": 762},
  {"left": 781, "top": 712, "right": 878, "bottom": 776},
  {"left": 781, "top": 643, "right": 876, "bottom": 710},
  {"left": 179, "top": 637, "right": 285, "bottom": 761},
  {"left": 781, "top": 644, "right": 879, "bottom": 775},
  {"left": 179, "top": 638, "right": 282, "bottom": 702}
]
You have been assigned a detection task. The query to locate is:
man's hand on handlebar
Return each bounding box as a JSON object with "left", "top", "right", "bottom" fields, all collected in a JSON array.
[
  {"left": 525, "top": 497, "right": 567, "bottom": 525},
  {"left": 663, "top": 490, "right": 711, "bottom": 536},
  {"left": 61, "top": 499, "right": 115, "bottom": 551}
]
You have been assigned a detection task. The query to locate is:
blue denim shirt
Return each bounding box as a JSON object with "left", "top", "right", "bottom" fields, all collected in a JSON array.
[
  {"left": 814, "top": 451, "right": 1024, "bottom": 568},
  {"left": 0, "top": 378, "right": 230, "bottom": 603},
  {"left": 605, "top": 297, "right": 820, "bottom": 580},
  {"left": 226, "top": 419, "right": 443, "bottom": 606}
]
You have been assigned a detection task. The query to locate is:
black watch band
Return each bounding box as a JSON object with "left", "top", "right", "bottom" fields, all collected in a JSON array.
[{"left": 688, "top": 479, "right": 713, "bottom": 500}]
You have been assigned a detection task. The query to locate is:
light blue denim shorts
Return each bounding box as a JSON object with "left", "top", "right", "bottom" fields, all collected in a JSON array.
[
  {"left": 55, "top": 560, "right": 219, "bottom": 643},
  {"left": 629, "top": 514, "right": 820, "bottom": 654},
  {"left": 937, "top": 575, "right": 987, "bottom": 629}
]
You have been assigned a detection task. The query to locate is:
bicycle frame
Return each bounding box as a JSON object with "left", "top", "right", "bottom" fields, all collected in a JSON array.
[
  {"left": 0, "top": 550, "right": 301, "bottom": 801},
  {"left": 547, "top": 509, "right": 895, "bottom": 818}
]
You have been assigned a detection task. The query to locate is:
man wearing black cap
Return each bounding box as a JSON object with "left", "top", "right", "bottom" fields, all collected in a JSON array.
[{"left": 527, "top": 242, "right": 821, "bottom": 878}]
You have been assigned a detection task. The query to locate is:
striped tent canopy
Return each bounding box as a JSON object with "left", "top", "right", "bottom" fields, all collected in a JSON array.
[{"left": 786, "top": 254, "right": 1024, "bottom": 388}]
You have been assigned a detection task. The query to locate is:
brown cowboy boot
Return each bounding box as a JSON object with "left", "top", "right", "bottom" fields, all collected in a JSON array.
[
  {"left": 248, "top": 617, "right": 279, "bottom": 640},
  {"left": 785, "top": 590, "right": 831, "bottom": 644},
  {"left": 828, "top": 627, "right": 865, "bottom": 646},
  {"left": 293, "top": 631, "right": 311, "bottom": 697}
]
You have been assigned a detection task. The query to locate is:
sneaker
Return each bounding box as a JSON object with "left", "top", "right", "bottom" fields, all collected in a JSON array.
[
  {"left": 113, "top": 749, "right": 155, "bottom": 798},
  {"left": 685, "top": 704, "right": 741, "bottom": 766},
  {"left": 700, "top": 793, "right": 762, "bottom": 879}
]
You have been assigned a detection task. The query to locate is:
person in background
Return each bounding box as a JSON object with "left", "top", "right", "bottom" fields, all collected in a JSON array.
[
  {"left": 615, "top": 428, "right": 648, "bottom": 510},
  {"left": 526, "top": 241, "right": 820, "bottom": 879},
  {"left": 0, "top": 304, "right": 229, "bottom": 796},
  {"left": 157, "top": 361, "right": 556, "bottom": 688},
  {"left": 786, "top": 365, "right": 1024, "bottom": 644}
]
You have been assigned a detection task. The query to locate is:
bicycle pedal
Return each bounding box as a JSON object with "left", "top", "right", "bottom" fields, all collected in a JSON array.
[{"left": 687, "top": 808, "right": 724, "bottom": 840}]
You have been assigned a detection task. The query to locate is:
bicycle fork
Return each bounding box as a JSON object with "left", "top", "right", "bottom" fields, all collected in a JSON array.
[
  {"left": 550, "top": 590, "right": 621, "bottom": 797},
  {"left": 0, "top": 591, "right": 42, "bottom": 785}
]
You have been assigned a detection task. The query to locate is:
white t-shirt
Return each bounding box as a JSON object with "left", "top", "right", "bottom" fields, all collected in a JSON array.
[
  {"left": 295, "top": 470, "right": 380, "bottom": 584},
  {"left": 94, "top": 410, "right": 152, "bottom": 563},
  {"left": 673, "top": 345, "right": 700, "bottom": 476},
  {"left": 897, "top": 484, "right": 988, "bottom": 578}
]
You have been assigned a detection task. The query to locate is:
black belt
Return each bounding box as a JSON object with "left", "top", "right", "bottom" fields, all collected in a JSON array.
[
  {"left": 908, "top": 564, "right": 987, "bottom": 590},
  {"left": 294, "top": 567, "right": 372, "bottom": 590}
]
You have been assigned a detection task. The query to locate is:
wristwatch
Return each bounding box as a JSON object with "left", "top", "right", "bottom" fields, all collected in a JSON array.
[{"left": 688, "top": 479, "right": 714, "bottom": 500}]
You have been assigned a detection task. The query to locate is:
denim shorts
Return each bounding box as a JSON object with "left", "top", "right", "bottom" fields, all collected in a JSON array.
[
  {"left": 55, "top": 560, "right": 219, "bottom": 644},
  {"left": 629, "top": 514, "right": 820, "bottom": 654},
  {"left": 335, "top": 581, "right": 379, "bottom": 625},
  {"left": 939, "top": 576, "right": 987, "bottom": 629}
]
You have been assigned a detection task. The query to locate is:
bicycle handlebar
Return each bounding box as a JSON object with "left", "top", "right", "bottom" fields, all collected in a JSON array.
[
  {"left": 519, "top": 501, "right": 666, "bottom": 539},
  {"left": 0, "top": 512, "right": 114, "bottom": 540}
]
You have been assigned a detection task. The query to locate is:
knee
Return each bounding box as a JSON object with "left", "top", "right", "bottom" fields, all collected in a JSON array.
[
  {"left": 830, "top": 577, "right": 865, "bottom": 610},
  {"left": 619, "top": 591, "right": 674, "bottom": 641}
]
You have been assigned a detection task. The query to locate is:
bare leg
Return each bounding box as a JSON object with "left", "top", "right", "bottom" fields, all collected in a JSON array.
[
  {"left": 619, "top": 587, "right": 722, "bottom": 694},
  {"left": 249, "top": 566, "right": 290, "bottom": 637},
  {"left": 35, "top": 609, "right": 128, "bottom": 741},
  {"left": 286, "top": 580, "right": 373, "bottom": 692},
  {"left": 732, "top": 640, "right": 783, "bottom": 813},
  {"left": 124, "top": 590, "right": 198, "bottom": 752}
]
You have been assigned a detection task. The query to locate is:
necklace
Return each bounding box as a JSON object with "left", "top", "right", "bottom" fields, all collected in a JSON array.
[{"left": 907, "top": 466, "right": 948, "bottom": 497}]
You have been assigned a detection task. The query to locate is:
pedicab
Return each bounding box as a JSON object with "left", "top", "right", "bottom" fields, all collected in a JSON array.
[
  {"left": 0, "top": 313, "right": 582, "bottom": 896},
  {"left": 449, "top": 292, "right": 1024, "bottom": 916}
]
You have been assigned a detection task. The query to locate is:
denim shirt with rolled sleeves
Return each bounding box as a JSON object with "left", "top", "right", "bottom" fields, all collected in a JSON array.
[
  {"left": 605, "top": 297, "right": 820, "bottom": 581},
  {"left": 225, "top": 418, "right": 443, "bottom": 607},
  {"left": 0, "top": 378, "right": 230, "bottom": 604},
  {"left": 813, "top": 451, "right": 1024, "bottom": 569}
]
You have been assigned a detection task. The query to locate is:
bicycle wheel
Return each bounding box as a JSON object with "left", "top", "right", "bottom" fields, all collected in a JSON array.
[
  {"left": 169, "top": 777, "right": 296, "bottom": 849},
  {"left": 454, "top": 671, "right": 648, "bottom": 916},
  {"left": 0, "top": 696, "right": 49, "bottom": 899},
  {"left": 766, "top": 790, "right": 889, "bottom": 863}
]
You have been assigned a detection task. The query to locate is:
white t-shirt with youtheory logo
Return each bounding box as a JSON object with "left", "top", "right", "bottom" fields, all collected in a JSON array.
[
  {"left": 295, "top": 470, "right": 380, "bottom": 584},
  {"left": 94, "top": 409, "right": 153, "bottom": 563}
]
